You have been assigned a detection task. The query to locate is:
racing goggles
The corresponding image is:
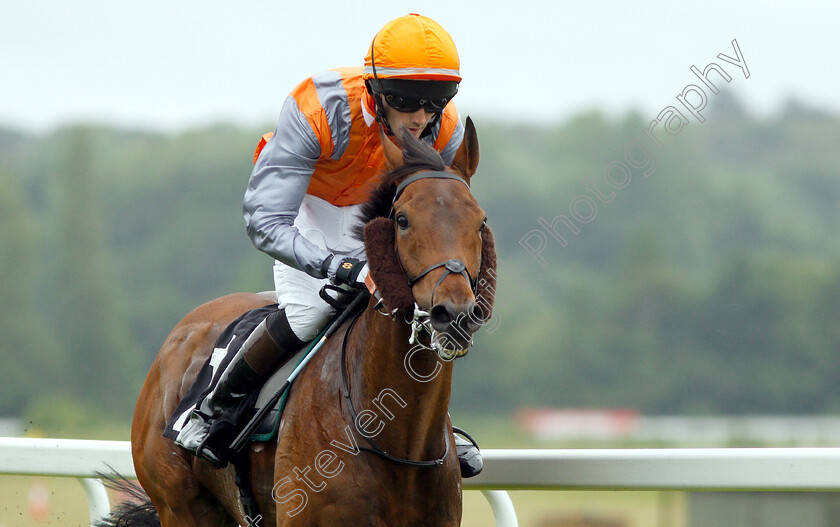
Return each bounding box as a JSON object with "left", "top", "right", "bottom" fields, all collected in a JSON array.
[{"left": 383, "top": 92, "right": 451, "bottom": 113}]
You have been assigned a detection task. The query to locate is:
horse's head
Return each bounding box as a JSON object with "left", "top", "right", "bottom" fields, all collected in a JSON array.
[{"left": 359, "top": 118, "right": 497, "bottom": 359}]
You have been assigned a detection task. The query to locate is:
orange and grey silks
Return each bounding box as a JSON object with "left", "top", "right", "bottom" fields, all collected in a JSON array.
[{"left": 243, "top": 67, "right": 463, "bottom": 280}]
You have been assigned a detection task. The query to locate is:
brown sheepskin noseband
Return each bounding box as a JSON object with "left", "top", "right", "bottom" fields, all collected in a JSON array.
[
  {"left": 363, "top": 217, "right": 497, "bottom": 323},
  {"left": 475, "top": 225, "right": 497, "bottom": 321},
  {"left": 363, "top": 217, "right": 414, "bottom": 317}
]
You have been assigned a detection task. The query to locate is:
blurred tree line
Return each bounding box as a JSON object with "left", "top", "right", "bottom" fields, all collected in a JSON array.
[{"left": 1, "top": 94, "right": 839, "bottom": 421}]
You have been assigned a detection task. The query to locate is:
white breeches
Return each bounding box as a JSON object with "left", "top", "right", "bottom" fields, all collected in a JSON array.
[{"left": 274, "top": 194, "right": 366, "bottom": 341}]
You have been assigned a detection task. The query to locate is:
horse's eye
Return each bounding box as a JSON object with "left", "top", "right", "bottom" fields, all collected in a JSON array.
[{"left": 396, "top": 213, "right": 410, "bottom": 230}]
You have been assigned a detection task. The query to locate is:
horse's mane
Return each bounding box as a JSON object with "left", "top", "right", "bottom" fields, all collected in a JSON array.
[{"left": 353, "top": 132, "right": 448, "bottom": 239}]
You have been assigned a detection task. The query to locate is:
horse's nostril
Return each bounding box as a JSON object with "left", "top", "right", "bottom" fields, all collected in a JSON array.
[
  {"left": 429, "top": 304, "right": 455, "bottom": 332},
  {"left": 468, "top": 303, "right": 485, "bottom": 329}
]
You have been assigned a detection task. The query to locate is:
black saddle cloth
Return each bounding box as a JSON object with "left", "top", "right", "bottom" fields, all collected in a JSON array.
[{"left": 162, "top": 304, "right": 282, "bottom": 445}]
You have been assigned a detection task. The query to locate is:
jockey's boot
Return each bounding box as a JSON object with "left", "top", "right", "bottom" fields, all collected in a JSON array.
[
  {"left": 453, "top": 426, "right": 483, "bottom": 478},
  {"left": 174, "top": 310, "right": 304, "bottom": 468}
]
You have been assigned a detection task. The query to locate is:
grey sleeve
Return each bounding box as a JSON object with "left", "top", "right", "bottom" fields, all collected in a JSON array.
[{"left": 243, "top": 96, "right": 332, "bottom": 278}]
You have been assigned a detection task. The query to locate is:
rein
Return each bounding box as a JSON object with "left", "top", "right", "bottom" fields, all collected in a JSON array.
[{"left": 339, "top": 303, "right": 450, "bottom": 468}]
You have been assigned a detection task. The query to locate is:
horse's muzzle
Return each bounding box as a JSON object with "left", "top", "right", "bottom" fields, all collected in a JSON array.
[{"left": 429, "top": 301, "right": 484, "bottom": 353}]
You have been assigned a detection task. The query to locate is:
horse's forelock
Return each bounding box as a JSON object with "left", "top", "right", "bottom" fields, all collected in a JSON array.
[
  {"left": 399, "top": 129, "right": 447, "bottom": 174},
  {"left": 354, "top": 132, "right": 449, "bottom": 238}
]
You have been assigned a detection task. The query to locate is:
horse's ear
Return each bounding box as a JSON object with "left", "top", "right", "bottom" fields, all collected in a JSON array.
[
  {"left": 450, "top": 116, "right": 480, "bottom": 180},
  {"left": 380, "top": 129, "right": 404, "bottom": 171}
]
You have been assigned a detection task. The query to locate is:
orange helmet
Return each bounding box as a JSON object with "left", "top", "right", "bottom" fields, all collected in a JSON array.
[
  {"left": 364, "top": 13, "right": 461, "bottom": 83},
  {"left": 364, "top": 14, "right": 460, "bottom": 135}
]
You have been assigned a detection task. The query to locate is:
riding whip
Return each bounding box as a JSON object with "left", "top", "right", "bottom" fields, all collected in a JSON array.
[{"left": 230, "top": 289, "right": 371, "bottom": 453}]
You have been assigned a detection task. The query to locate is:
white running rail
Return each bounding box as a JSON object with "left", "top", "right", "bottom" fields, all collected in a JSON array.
[
  {"left": 5, "top": 440, "right": 840, "bottom": 526},
  {"left": 0, "top": 438, "right": 518, "bottom": 526}
]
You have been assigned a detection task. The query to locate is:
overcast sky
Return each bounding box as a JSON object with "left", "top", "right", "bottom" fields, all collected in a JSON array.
[{"left": 2, "top": 0, "right": 837, "bottom": 133}]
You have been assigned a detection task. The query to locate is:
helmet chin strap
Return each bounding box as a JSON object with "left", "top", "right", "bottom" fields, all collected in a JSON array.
[
  {"left": 368, "top": 39, "right": 393, "bottom": 137},
  {"left": 368, "top": 89, "right": 395, "bottom": 137}
]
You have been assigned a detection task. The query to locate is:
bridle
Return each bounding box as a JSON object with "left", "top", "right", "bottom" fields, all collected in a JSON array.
[
  {"left": 390, "top": 170, "right": 483, "bottom": 358},
  {"left": 339, "top": 170, "right": 481, "bottom": 468},
  {"left": 390, "top": 172, "right": 477, "bottom": 292}
]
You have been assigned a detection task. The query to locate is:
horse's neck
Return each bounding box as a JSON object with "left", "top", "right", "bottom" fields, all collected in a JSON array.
[{"left": 347, "top": 305, "right": 454, "bottom": 460}]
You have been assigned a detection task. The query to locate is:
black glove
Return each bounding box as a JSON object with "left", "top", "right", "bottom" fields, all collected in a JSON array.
[{"left": 326, "top": 256, "right": 369, "bottom": 290}]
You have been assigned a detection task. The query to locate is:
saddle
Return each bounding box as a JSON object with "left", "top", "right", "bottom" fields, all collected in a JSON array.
[
  {"left": 163, "top": 294, "right": 314, "bottom": 445},
  {"left": 249, "top": 344, "right": 308, "bottom": 441}
]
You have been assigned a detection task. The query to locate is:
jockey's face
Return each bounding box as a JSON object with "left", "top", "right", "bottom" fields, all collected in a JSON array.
[{"left": 380, "top": 96, "right": 435, "bottom": 139}]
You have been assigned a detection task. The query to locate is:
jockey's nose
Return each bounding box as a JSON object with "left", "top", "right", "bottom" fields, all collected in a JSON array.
[
  {"left": 410, "top": 108, "right": 428, "bottom": 123},
  {"left": 429, "top": 301, "right": 484, "bottom": 336}
]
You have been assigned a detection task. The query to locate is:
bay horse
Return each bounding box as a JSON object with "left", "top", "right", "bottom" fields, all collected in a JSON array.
[{"left": 109, "top": 118, "right": 496, "bottom": 526}]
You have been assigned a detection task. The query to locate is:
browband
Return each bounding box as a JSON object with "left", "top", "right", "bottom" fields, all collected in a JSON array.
[{"left": 390, "top": 171, "right": 471, "bottom": 215}]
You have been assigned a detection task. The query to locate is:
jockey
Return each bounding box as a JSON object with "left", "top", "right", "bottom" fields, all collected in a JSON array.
[{"left": 174, "top": 13, "right": 482, "bottom": 477}]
